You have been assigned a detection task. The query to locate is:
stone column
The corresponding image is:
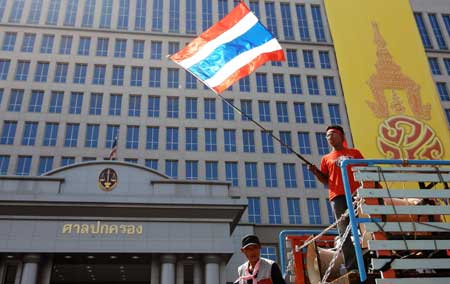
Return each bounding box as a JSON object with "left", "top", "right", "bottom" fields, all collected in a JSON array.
[
  {"left": 219, "top": 261, "right": 227, "bottom": 284},
  {"left": 160, "top": 254, "right": 176, "bottom": 284},
  {"left": 204, "top": 255, "right": 220, "bottom": 284},
  {"left": 150, "top": 255, "right": 160, "bottom": 284},
  {"left": 20, "top": 254, "right": 40, "bottom": 284},
  {"left": 193, "top": 261, "right": 202, "bottom": 284},
  {"left": 176, "top": 262, "right": 184, "bottom": 284}
]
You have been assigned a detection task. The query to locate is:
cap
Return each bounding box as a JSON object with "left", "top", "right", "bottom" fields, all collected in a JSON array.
[{"left": 241, "top": 234, "right": 261, "bottom": 249}]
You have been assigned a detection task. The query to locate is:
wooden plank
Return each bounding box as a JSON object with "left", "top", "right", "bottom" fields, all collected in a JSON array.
[
  {"left": 376, "top": 278, "right": 450, "bottom": 284},
  {"left": 361, "top": 205, "right": 450, "bottom": 215},
  {"left": 368, "top": 240, "right": 450, "bottom": 250},
  {"left": 357, "top": 189, "right": 450, "bottom": 199},
  {"left": 363, "top": 222, "right": 450, "bottom": 232},
  {"left": 353, "top": 171, "right": 450, "bottom": 182},
  {"left": 372, "top": 258, "right": 450, "bottom": 270}
]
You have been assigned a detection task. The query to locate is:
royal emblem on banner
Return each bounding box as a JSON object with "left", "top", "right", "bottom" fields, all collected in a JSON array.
[{"left": 98, "top": 168, "right": 118, "bottom": 192}]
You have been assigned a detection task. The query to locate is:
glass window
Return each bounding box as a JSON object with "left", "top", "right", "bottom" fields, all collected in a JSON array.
[
  {"left": 429, "top": 57, "right": 441, "bottom": 75},
  {"left": 302, "top": 164, "right": 317, "bottom": 188},
  {"left": 249, "top": 1, "right": 259, "bottom": 17},
  {"left": 287, "top": 198, "right": 301, "bottom": 224},
  {"left": 295, "top": 4, "right": 310, "bottom": 41},
  {"left": 243, "top": 130, "right": 255, "bottom": 153},
  {"left": 64, "top": 123, "right": 79, "bottom": 147},
  {"left": 82, "top": 0, "right": 95, "bottom": 27},
  {"left": 280, "top": 3, "right": 294, "bottom": 40},
  {"left": 311, "top": 5, "right": 326, "bottom": 42},
  {"left": 225, "top": 161, "right": 238, "bottom": 186},
  {"left": 316, "top": 132, "right": 329, "bottom": 155},
  {"left": 146, "top": 126, "right": 159, "bottom": 150},
  {"left": 27, "top": 0, "right": 43, "bottom": 24},
  {"left": 185, "top": 160, "right": 198, "bottom": 180},
  {"left": 311, "top": 103, "right": 324, "bottom": 124},
  {"left": 319, "top": 51, "right": 331, "bottom": 69},
  {"left": 445, "top": 109, "right": 450, "bottom": 127},
  {"left": 328, "top": 104, "right": 342, "bottom": 125},
  {"left": 117, "top": 0, "right": 130, "bottom": 30},
  {"left": 96, "top": 38, "right": 109, "bottom": 56},
  {"left": 185, "top": 0, "right": 196, "bottom": 33},
  {"left": 307, "top": 198, "right": 321, "bottom": 224},
  {"left": 303, "top": 50, "right": 315, "bottom": 68},
  {"left": 218, "top": 0, "right": 228, "bottom": 19},
  {"left": 273, "top": 74, "right": 285, "bottom": 94},
  {"left": 280, "top": 131, "right": 292, "bottom": 154},
  {"left": 63, "top": 0, "right": 78, "bottom": 26},
  {"left": 28, "top": 90, "right": 44, "bottom": 112},
  {"left": 15, "top": 60, "right": 30, "bottom": 81},
  {"left": 3, "top": 32, "right": 17, "bottom": 51},
  {"left": 185, "top": 128, "right": 198, "bottom": 151},
  {"left": 54, "top": 62, "right": 68, "bottom": 83},
  {"left": 126, "top": 125, "right": 139, "bottom": 149},
  {"left": 298, "top": 132, "right": 311, "bottom": 154},
  {"left": 9, "top": 0, "right": 25, "bottom": 23},
  {"left": 100, "top": 0, "right": 112, "bottom": 28},
  {"left": 205, "top": 128, "right": 217, "bottom": 152},
  {"left": 247, "top": 197, "right": 261, "bottom": 224},
  {"left": 202, "top": 0, "right": 213, "bottom": 30},
  {"left": 205, "top": 161, "right": 218, "bottom": 181},
  {"left": 135, "top": 0, "right": 147, "bottom": 30},
  {"left": 239, "top": 77, "right": 250, "bottom": 92},
  {"left": 165, "top": 160, "right": 178, "bottom": 179},
  {"left": 0, "top": 121, "right": 17, "bottom": 145},
  {"left": 49, "top": 91, "right": 63, "bottom": 113},
  {"left": 166, "top": 127, "right": 179, "bottom": 150},
  {"left": 437, "top": 82, "right": 450, "bottom": 101},
  {"left": 185, "top": 98, "right": 197, "bottom": 119},
  {"left": 132, "top": 40, "right": 144, "bottom": 59},
  {"left": 85, "top": 124, "right": 99, "bottom": 148},
  {"left": 8, "top": 89, "right": 23, "bottom": 112},
  {"left": 224, "top": 129, "right": 236, "bottom": 152},
  {"left": 414, "top": 13, "right": 432, "bottom": 49},
  {"left": 93, "top": 65, "right": 106, "bottom": 85},
  {"left": 89, "top": 93, "right": 103, "bottom": 115},
  {"left": 61, "top": 157, "right": 75, "bottom": 166},
  {"left": 428, "top": 14, "right": 447, "bottom": 50},
  {"left": 222, "top": 99, "right": 234, "bottom": 120},
  {"left": 43, "top": 122, "right": 58, "bottom": 146},
  {"left": 240, "top": 100, "right": 252, "bottom": 121},
  {"left": 169, "top": 41, "right": 179, "bottom": 55},
  {"left": 105, "top": 125, "right": 119, "bottom": 148},
  {"left": 109, "top": 94, "right": 122, "bottom": 115},
  {"left": 128, "top": 95, "right": 141, "bottom": 117},
  {"left": 22, "top": 121, "right": 38, "bottom": 146},
  {"left": 290, "top": 74, "right": 303, "bottom": 94},
  {"left": 149, "top": 67, "right": 161, "bottom": 88},
  {"left": 167, "top": 97, "right": 179, "bottom": 118},
  {"left": 59, "top": 35, "right": 72, "bottom": 54},
  {"left": 256, "top": 73, "right": 268, "bottom": 93},
  {"left": 204, "top": 98, "right": 216, "bottom": 119},
  {"left": 73, "top": 63, "right": 87, "bottom": 84},
  {"left": 264, "top": 163, "right": 278, "bottom": 187},
  {"left": 261, "top": 131, "right": 274, "bottom": 153},
  {"left": 16, "top": 156, "right": 32, "bottom": 176},
  {"left": 114, "top": 39, "right": 127, "bottom": 57},
  {"left": 287, "top": 49, "right": 298, "bottom": 67},
  {"left": 168, "top": 68, "right": 179, "bottom": 88},
  {"left": 152, "top": 0, "right": 163, "bottom": 31},
  {"left": 276, "top": 102, "right": 289, "bottom": 123},
  {"left": 46, "top": 0, "right": 61, "bottom": 25},
  {"left": 307, "top": 76, "right": 319, "bottom": 95},
  {"left": 0, "top": 59, "right": 10, "bottom": 80},
  {"left": 324, "top": 77, "right": 337, "bottom": 96},
  {"left": 147, "top": 96, "right": 160, "bottom": 117},
  {"left": 264, "top": 2, "right": 278, "bottom": 37},
  {"left": 185, "top": 71, "right": 197, "bottom": 89},
  {"left": 78, "top": 37, "right": 91, "bottom": 55},
  {"left": 267, "top": 197, "right": 281, "bottom": 224},
  {"left": 245, "top": 162, "right": 258, "bottom": 187},
  {"left": 112, "top": 65, "right": 125, "bottom": 86},
  {"left": 261, "top": 247, "right": 277, "bottom": 262},
  {"left": 21, "top": 33, "right": 36, "bottom": 52},
  {"left": 69, "top": 92, "right": 83, "bottom": 114},
  {"left": 169, "top": 0, "right": 180, "bottom": 33},
  {"left": 130, "top": 66, "right": 143, "bottom": 86},
  {"left": 34, "top": 62, "right": 49, "bottom": 82},
  {"left": 283, "top": 163, "right": 297, "bottom": 188},
  {"left": 258, "top": 101, "right": 271, "bottom": 122},
  {"left": 145, "top": 159, "right": 158, "bottom": 170},
  {"left": 0, "top": 155, "right": 10, "bottom": 175},
  {"left": 40, "top": 34, "right": 54, "bottom": 54},
  {"left": 150, "top": 41, "right": 162, "bottom": 59},
  {"left": 326, "top": 200, "right": 335, "bottom": 224}
]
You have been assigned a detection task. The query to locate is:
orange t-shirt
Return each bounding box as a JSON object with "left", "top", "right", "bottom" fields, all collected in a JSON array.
[{"left": 320, "top": 148, "right": 364, "bottom": 201}]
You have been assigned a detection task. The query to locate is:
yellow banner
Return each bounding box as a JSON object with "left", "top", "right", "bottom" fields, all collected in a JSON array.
[{"left": 324, "top": 0, "right": 450, "bottom": 160}]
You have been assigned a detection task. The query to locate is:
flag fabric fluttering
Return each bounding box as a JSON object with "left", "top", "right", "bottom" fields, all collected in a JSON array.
[
  {"left": 170, "top": 2, "right": 285, "bottom": 94},
  {"left": 108, "top": 137, "right": 118, "bottom": 160}
]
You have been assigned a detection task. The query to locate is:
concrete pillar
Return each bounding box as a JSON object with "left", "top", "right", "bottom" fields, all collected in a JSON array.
[
  {"left": 176, "top": 262, "right": 184, "bottom": 284},
  {"left": 38, "top": 255, "right": 53, "bottom": 284},
  {"left": 20, "top": 254, "right": 40, "bottom": 284},
  {"left": 193, "top": 261, "right": 202, "bottom": 284},
  {"left": 150, "top": 255, "right": 160, "bottom": 284},
  {"left": 219, "top": 261, "right": 227, "bottom": 284},
  {"left": 204, "top": 255, "right": 220, "bottom": 284},
  {"left": 160, "top": 254, "right": 176, "bottom": 284}
]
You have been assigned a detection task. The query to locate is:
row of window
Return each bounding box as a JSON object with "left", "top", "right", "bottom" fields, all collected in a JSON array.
[
  {"left": 428, "top": 57, "right": 450, "bottom": 76},
  {"left": 0, "top": 61, "right": 338, "bottom": 96},
  {"left": 0, "top": 90, "right": 342, "bottom": 124},
  {"left": 0, "top": 155, "right": 322, "bottom": 190},
  {"left": 414, "top": 12, "right": 450, "bottom": 50},
  {"left": 0, "top": 121, "right": 332, "bottom": 157},
  {"left": 0, "top": 32, "right": 333, "bottom": 69},
  {"left": 1, "top": 0, "right": 329, "bottom": 42}
]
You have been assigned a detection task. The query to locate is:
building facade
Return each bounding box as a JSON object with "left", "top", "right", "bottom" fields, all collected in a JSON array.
[{"left": 0, "top": 0, "right": 449, "bottom": 283}]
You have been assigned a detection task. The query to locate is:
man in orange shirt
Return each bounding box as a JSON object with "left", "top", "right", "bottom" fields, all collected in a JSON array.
[{"left": 309, "top": 125, "right": 363, "bottom": 273}]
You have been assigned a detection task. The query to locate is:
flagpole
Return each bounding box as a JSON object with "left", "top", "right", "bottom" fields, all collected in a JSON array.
[{"left": 217, "top": 93, "right": 314, "bottom": 166}]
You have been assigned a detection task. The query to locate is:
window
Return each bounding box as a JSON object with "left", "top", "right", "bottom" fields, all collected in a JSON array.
[
  {"left": 169, "top": 0, "right": 180, "bottom": 32},
  {"left": 224, "top": 129, "right": 236, "bottom": 152},
  {"left": 2, "top": 32, "right": 16, "bottom": 51},
  {"left": 205, "top": 128, "right": 217, "bottom": 152},
  {"left": 105, "top": 125, "right": 119, "bottom": 148},
  {"left": 114, "top": 39, "right": 127, "bottom": 57},
  {"left": 311, "top": 103, "right": 324, "bottom": 124},
  {"left": 82, "top": 0, "right": 95, "bottom": 27},
  {"left": 446, "top": 109, "right": 450, "bottom": 127},
  {"left": 130, "top": 66, "right": 143, "bottom": 86},
  {"left": 21, "top": 33, "right": 36, "bottom": 52},
  {"left": 319, "top": 51, "right": 331, "bottom": 69},
  {"left": 166, "top": 127, "right": 179, "bottom": 150},
  {"left": 222, "top": 99, "right": 235, "bottom": 120},
  {"left": 324, "top": 77, "right": 337, "bottom": 96},
  {"left": 311, "top": 5, "right": 326, "bottom": 42},
  {"left": 149, "top": 67, "right": 161, "bottom": 87},
  {"left": 167, "top": 97, "right": 179, "bottom": 118},
  {"left": 265, "top": 2, "right": 278, "bottom": 37},
  {"left": 168, "top": 42, "right": 179, "bottom": 55},
  {"left": 85, "top": 124, "right": 99, "bottom": 148},
  {"left": 148, "top": 96, "right": 160, "bottom": 117},
  {"left": 202, "top": 0, "right": 213, "bottom": 30},
  {"left": 73, "top": 63, "right": 87, "bottom": 84},
  {"left": 78, "top": 37, "right": 91, "bottom": 56},
  {"left": 264, "top": 163, "right": 278, "bottom": 187},
  {"left": 186, "top": 0, "right": 196, "bottom": 34},
  {"left": 124, "top": 158, "right": 137, "bottom": 164},
  {"left": 28, "top": 90, "right": 44, "bottom": 112},
  {"left": 16, "top": 156, "right": 32, "bottom": 176},
  {"left": 248, "top": 197, "right": 261, "bottom": 223},
  {"left": 93, "top": 65, "right": 106, "bottom": 85},
  {"left": 303, "top": 50, "right": 315, "bottom": 68},
  {"left": 117, "top": 0, "right": 130, "bottom": 30},
  {"left": 240, "top": 100, "right": 252, "bottom": 121},
  {"left": 8, "top": 89, "right": 23, "bottom": 112},
  {"left": 261, "top": 131, "right": 274, "bottom": 153},
  {"left": 112, "top": 66, "right": 125, "bottom": 86},
  {"left": 40, "top": 34, "right": 54, "bottom": 54},
  {"left": 283, "top": 163, "right": 297, "bottom": 188},
  {"left": 261, "top": 247, "right": 277, "bottom": 262},
  {"left": 126, "top": 126, "right": 139, "bottom": 149},
  {"left": 290, "top": 75, "right": 303, "bottom": 94},
  {"left": 204, "top": 98, "right": 216, "bottom": 119},
  {"left": 132, "top": 40, "right": 144, "bottom": 59},
  {"left": 27, "top": 0, "right": 43, "bottom": 24},
  {"left": 225, "top": 161, "right": 238, "bottom": 186},
  {"left": 243, "top": 130, "right": 255, "bottom": 153},
  {"left": 34, "top": 62, "right": 49, "bottom": 82},
  {"left": 0, "top": 121, "right": 17, "bottom": 145},
  {"left": 205, "top": 161, "right": 218, "bottom": 181},
  {"left": 0, "top": 59, "right": 10, "bottom": 80},
  {"left": 276, "top": 102, "right": 289, "bottom": 123},
  {"left": 54, "top": 63, "right": 68, "bottom": 83},
  {"left": 64, "top": 123, "right": 79, "bottom": 147},
  {"left": 99, "top": 0, "right": 112, "bottom": 28},
  {"left": 49, "top": 91, "right": 63, "bottom": 113},
  {"left": 61, "top": 157, "right": 75, "bottom": 166},
  {"left": 287, "top": 49, "right": 298, "bottom": 67},
  {"left": 267, "top": 197, "right": 281, "bottom": 224},
  {"left": 245, "top": 162, "right": 258, "bottom": 187},
  {"left": 109, "top": 94, "right": 122, "bottom": 115},
  {"left": 328, "top": 104, "right": 342, "bottom": 124},
  {"left": 96, "top": 38, "right": 109, "bottom": 56},
  {"left": 326, "top": 201, "right": 335, "bottom": 224},
  {"left": 280, "top": 3, "right": 294, "bottom": 40},
  {"left": 59, "top": 35, "right": 72, "bottom": 54},
  {"left": 165, "top": 160, "right": 178, "bottom": 179},
  {"left": 428, "top": 14, "right": 447, "bottom": 50},
  {"left": 0, "top": 155, "right": 10, "bottom": 175},
  {"left": 239, "top": 76, "right": 250, "bottom": 92},
  {"left": 316, "top": 132, "right": 329, "bottom": 155},
  {"left": 46, "top": 0, "right": 61, "bottom": 25},
  {"left": 287, "top": 198, "right": 301, "bottom": 224},
  {"left": 22, "top": 122, "right": 38, "bottom": 146},
  {"left": 135, "top": 0, "right": 146, "bottom": 30},
  {"left": 256, "top": 73, "right": 268, "bottom": 92},
  {"left": 302, "top": 164, "right": 317, "bottom": 188},
  {"left": 296, "top": 4, "right": 310, "bottom": 41},
  {"left": 145, "top": 159, "right": 158, "bottom": 170},
  {"left": 150, "top": 41, "right": 162, "bottom": 59},
  {"left": 280, "top": 131, "right": 292, "bottom": 154},
  {"left": 273, "top": 74, "right": 285, "bottom": 94},
  {"left": 69, "top": 92, "right": 83, "bottom": 114},
  {"left": 307, "top": 198, "right": 321, "bottom": 224},
  {"left": 218, "top": 0, "right": 228, "bottom": 19},
  {"left": 414, "top": 13, "right": 432, "bottom": 49},
  {"left": 437, "top": 82, "right": 450, "bottom": 101},
  {"left": 185, "top": 71, "right": 197, "bottom": 89},
  {"left": 128, "top": 95, "right": 141, "bottom": 117},
  {"left": 15, "top": 60, "right": 30, "bottom": 81},
  {"left": 429, "top": 57, "right": 441, "bottom": 75},
  {"left": 152, "top": 0, "right": 163, "bottom": 31},
  {"left": 63, "top": 0, "right": 78, "bottom": 26},
  {"left": 9, "top": 0, "right": 25, "bottom": 23},
  {"left": 185, "top": 128, "right": 198, "bottom": 151},
  {"left": 185, "top": 160, "right": 198, "bottom": 180},
  {"left": 89, "top": 93, "right": 103, "bottom": 115},
  {"left": 307, "top": 76, "right": 319, "bottom": 95},
  {"left": 146, "top": 126, "right": 159, "bottom": 150},
  {"left": 168, "top": 68, "right": 179, "bottom": 88},
  {"left": 258, "top": 101, "right": 271, "bottom": 122},
  {"left": 298, "top": 132, "right": 311, "bottom": 154},
  {"left": 185, "top": 98, "right": 197, "bottom": 119},
  {"left": 43, "top": 123, "right": 58, "bottom": 146}
]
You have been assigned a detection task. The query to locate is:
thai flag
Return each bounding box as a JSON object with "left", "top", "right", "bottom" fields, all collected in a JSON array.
[{"left": 170, "top": 2, "right": 285, "bottom": 94}]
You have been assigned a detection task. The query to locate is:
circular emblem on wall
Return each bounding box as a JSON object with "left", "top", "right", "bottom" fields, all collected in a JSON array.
[{"left": 98, "top": 168, "right": 118, "bottom": 192}]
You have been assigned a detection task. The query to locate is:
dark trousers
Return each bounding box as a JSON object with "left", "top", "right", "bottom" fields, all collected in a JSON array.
[{"left": 331, "top": 195, "right": 357, "bottom": 271}]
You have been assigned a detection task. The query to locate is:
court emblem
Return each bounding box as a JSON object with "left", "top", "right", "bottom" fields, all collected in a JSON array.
[{"left": 98, "top": 168, "right": 118, "bottom": 192}]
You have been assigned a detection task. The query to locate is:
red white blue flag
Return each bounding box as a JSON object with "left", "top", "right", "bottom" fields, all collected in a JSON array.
[{"left": 170, "top": 2, "right": 285, "bottom": 94}]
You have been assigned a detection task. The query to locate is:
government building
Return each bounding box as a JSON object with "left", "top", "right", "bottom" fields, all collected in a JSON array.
[{"left": 0, "top": 0, "right": 449, "bottom": 283}]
